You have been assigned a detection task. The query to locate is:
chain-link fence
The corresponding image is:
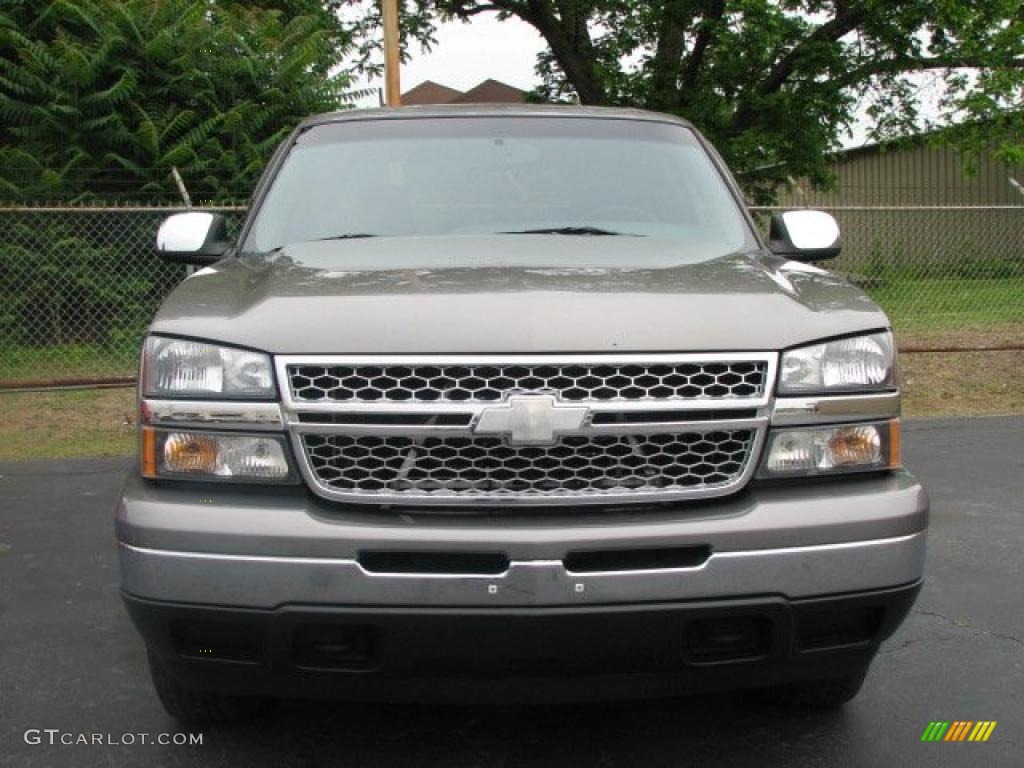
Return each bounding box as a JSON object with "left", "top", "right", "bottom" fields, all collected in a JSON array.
[
  {"left": 0, "top": 206, "right": 246, "bottom": 388},
  {"left": 0, "top": 204, "right": 1021, "bottom": 388},
  {"left": 751, "top": 205, "right": 1024, "bottom": 350}
]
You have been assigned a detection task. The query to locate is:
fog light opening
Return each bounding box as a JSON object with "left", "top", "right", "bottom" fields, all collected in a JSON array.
[
  {"left": 292, "top": 624, "right": 378, "bottom": 671},
  {"left": 797, "top": 606, "right": 885, "bottom": 651},
  {"left": 686, "top": 616, "right": 771, "bottom": 662},
  {"left": 170, "top": 620, "right": 261, "bottom": 663}
]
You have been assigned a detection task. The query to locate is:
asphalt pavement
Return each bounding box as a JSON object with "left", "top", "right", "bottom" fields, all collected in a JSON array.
[{"left": 0, "top": 416, "right": 1021, "bottom": 768}]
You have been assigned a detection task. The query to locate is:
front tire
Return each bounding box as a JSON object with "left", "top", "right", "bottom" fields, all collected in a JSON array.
[{"left": 147, "top": 651, "right": 268, "bottom": 724}]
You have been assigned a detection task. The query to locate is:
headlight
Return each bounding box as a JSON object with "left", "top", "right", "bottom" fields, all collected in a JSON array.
[
  {"left": 758, "top": 420, "right": 900, "bottom": 477},
  {"left": 142, "top": 336, "right": 275, "bottom": 398},
  {"left": 141, "top": 428, "right": 296, "bottom": 483},
  {"left": 779, "top": 332, "right": 895, "bottom": 394}
]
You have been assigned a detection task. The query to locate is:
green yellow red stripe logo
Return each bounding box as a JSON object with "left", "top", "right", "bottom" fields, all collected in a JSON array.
[{"left": 921, "top": 721, "right": 997, "bottom": 742}]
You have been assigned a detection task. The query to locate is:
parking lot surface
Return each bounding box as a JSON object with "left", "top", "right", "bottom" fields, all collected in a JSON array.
[{"left": 1, "top": 416, "right": 1021, "bottom": 767}]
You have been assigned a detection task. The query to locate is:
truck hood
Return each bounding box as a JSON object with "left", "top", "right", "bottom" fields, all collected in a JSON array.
[{"left": 150, "top": 235, "right": 887, "bottom": 353}]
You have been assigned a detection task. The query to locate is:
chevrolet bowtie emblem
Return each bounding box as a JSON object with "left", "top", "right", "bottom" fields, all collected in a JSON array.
[{"left": 474, "top": 394, "right": 589, "bottom": 445}]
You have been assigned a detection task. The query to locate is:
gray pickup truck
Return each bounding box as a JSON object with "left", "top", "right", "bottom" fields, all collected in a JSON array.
[{"left": 117, "top": 105, "right": 927, "bottom": 723}]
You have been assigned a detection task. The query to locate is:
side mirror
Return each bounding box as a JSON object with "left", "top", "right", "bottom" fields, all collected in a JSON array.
[
  {"left": 156, "top": 212, "right": 230, "bottom": 265},
  {"left": 768, "top": 210, "right": 841, "bottom": 261}
]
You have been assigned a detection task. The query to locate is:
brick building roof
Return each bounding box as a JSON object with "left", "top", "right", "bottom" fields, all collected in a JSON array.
[
  {"left": 400, "top": 80, "right": 464, "bottom": 106},
  {"left": 400, "top": 78, "right": 527, "bottom": 105}
]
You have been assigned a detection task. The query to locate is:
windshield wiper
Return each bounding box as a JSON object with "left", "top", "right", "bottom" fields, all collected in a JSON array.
[
  {"left": 498, "top": 226, "right": 641, "bottom": 237},
  {"left": 242, "top": 234, "right": 377, "bottom": 256},
  {"left": 312, "top": 233, "right": 378, "bottom": 241}
]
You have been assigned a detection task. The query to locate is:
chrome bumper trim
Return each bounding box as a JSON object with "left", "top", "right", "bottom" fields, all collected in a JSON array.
[{"left": 119, "top": 531, "right": 926, "bottom": 608}]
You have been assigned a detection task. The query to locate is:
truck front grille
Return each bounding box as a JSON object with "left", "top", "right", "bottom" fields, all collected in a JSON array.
[
  {"left": 302, "top": 430, "right": 756, "bottom": 500},
  {"left": 287, "top": 361, "right": 768, "bottom": 403},
  {"left": 277, "top": 354, "right": 775, "bottom": 507}
]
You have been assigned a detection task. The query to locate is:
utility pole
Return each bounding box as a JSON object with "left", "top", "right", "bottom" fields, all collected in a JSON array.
[{"left": 382, "top": 0, "right": 401, "bottom": 106}]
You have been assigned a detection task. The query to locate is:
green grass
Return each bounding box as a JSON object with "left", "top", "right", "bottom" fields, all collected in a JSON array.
[
  {"left": 0, "top": 343, "right": 136, "bottom": 385},
  {"left": 901, "top": 350, "right": 1024, "bottom": 416},
  {"left": 0, "top": 387, "right": 136, "bottom": 460},
  {"left": 866, "top": 276, "right": 1024, "bottom": 340}
]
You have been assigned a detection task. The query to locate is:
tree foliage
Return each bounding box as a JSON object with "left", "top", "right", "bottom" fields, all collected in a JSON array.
[
  {"left": 349, "top": 1, "right": 1024, "bottom": 198},
  {"left": 0, "top": 0, "right": 354, "bottom": 202}
]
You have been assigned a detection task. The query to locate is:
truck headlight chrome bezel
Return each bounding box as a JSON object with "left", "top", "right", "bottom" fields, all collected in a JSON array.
[
  {"left": 142, "top": 336, "right": 276, "bottom": 399},
  {"left": 138, "top": 336, "right": 290, "bottom": 484},
  {"left": 778, "top": 331, "right": 895, "bottom": 395}
]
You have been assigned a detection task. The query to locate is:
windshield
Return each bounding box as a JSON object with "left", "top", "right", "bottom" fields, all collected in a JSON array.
[{"left": 242, "top": 116, "right": 754, "bottom": 256}]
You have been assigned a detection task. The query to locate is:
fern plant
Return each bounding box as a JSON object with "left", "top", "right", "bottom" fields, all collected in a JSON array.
[{"left": 0, "top": 0, "right": 355, "bottom": 203}]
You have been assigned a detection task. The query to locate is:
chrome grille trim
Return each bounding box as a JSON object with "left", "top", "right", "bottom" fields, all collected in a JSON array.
[
  {"left": 287, "top": 416, "right": 765, "bottom": 438},
  {"left": 276, "top": 354, "right": 776, "bottom": 506},
  {"left": 295, "top": 428, "right": 765, "bottom": 505},
  {"left": 278, "top": 353, "right": 776, "bottom": 408}
]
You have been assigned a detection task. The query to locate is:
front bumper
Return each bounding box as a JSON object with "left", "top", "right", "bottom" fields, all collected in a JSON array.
[
  {"left": 116, "top": 470, "right": 927, "bottom": 608},
  {"left": 118, "top": 469, "right": 926, "bottom": 700},
  {"left": 124, "top": 583, "right": 921, "bottom": 702},
  {"left": 120, "top": 532, "right": 925, "bottom": 608}
]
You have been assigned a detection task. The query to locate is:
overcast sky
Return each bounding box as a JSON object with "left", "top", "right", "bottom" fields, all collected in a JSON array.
[{"left": 355, "top": 13, "right": 544, "bottom": 106}]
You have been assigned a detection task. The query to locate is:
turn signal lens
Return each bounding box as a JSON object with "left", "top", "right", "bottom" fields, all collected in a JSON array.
[
  {"left": 759, "top": 421, "right": 898, "bottom": 478},
  {"left": 164, "top": 432, "right": 220, "bottom": 474},
  {"left": 140, "top": 429, "right": 294, "bottom": 483},
  {"left": 888, "top": 418, "right": 901, "bottom": 468},
  {"left": 827, "top": 426, "right": 881, "bottom": 467}
]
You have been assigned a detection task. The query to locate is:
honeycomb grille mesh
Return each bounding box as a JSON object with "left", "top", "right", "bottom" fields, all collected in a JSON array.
[
  {"left": 288, "top": 362, "right": 768, "bottom": 403},
  {"left": 301, "top": 430, "right": 756, "bottom": 499}
]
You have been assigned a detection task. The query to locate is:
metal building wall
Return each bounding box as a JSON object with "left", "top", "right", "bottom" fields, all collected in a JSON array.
[{"left": 773, "top": 142, "right": 1024, "bottom": 272}]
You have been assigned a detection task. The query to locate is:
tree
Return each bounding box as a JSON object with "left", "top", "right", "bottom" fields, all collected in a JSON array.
[
  {"left": 0, "top": 0, "right": 354, "bottom": 202},
  {"left": 348, "top": 1, "right": 1024, "bottom": 198}
]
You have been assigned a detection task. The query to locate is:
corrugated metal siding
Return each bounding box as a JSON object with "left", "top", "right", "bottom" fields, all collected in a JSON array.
[
  {"left": 772, "top": 143, "right": 1024, "bottom": 271},
  {"left": 778, "top": 142, "right": 1024, "bottom": 206}
]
